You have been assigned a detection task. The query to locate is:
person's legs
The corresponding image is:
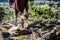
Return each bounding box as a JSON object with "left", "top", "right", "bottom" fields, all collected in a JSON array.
[{"left": 14, "top": 9, "right": 18, "bottom": 26}]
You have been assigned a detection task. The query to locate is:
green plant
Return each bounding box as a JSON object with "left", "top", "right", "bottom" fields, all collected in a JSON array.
[{"left": 28, "top": 2, "right": 51, "bottom": 21}]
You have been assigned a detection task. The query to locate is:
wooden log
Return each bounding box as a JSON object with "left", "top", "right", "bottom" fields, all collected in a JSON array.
[
  {"left": 0, "top": 25, "right": 12, "bottom": 32},
  {"left": 1, "top": 28, "right": 8, "bottom": 32},
  {"left": 56, "top": 20, "right": 60, "bottom": 25},
  {"left": 18, "top": 29, "right": 32, "bottom": 35},
  {"left": 2, "top": 28, "right": 39, "bottom": 36},
  {"left": 0, "top": 25, "right": 12, "bottom": 29},
  {"left": 3, "top": 29, "right": 32, "bottom": 36},
  {"left": 0, "top": 18, "right": 42, "bottom": 36},
  {"left": 28, "top": 19, "right": 42, "bottom": 28},
  {"left": 2, "top": 32, "right": 10, "bottom": 38},
  {"left": 38, "top": 25, "right": 60, "bottom": 40},
  {"left": 0, "top": 31, "right": 4, "bottom": 40}
]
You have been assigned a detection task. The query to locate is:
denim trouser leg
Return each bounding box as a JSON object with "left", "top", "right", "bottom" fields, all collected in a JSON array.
[{"left": 14, "top": 9, "right": 18, "bottom": 26}]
